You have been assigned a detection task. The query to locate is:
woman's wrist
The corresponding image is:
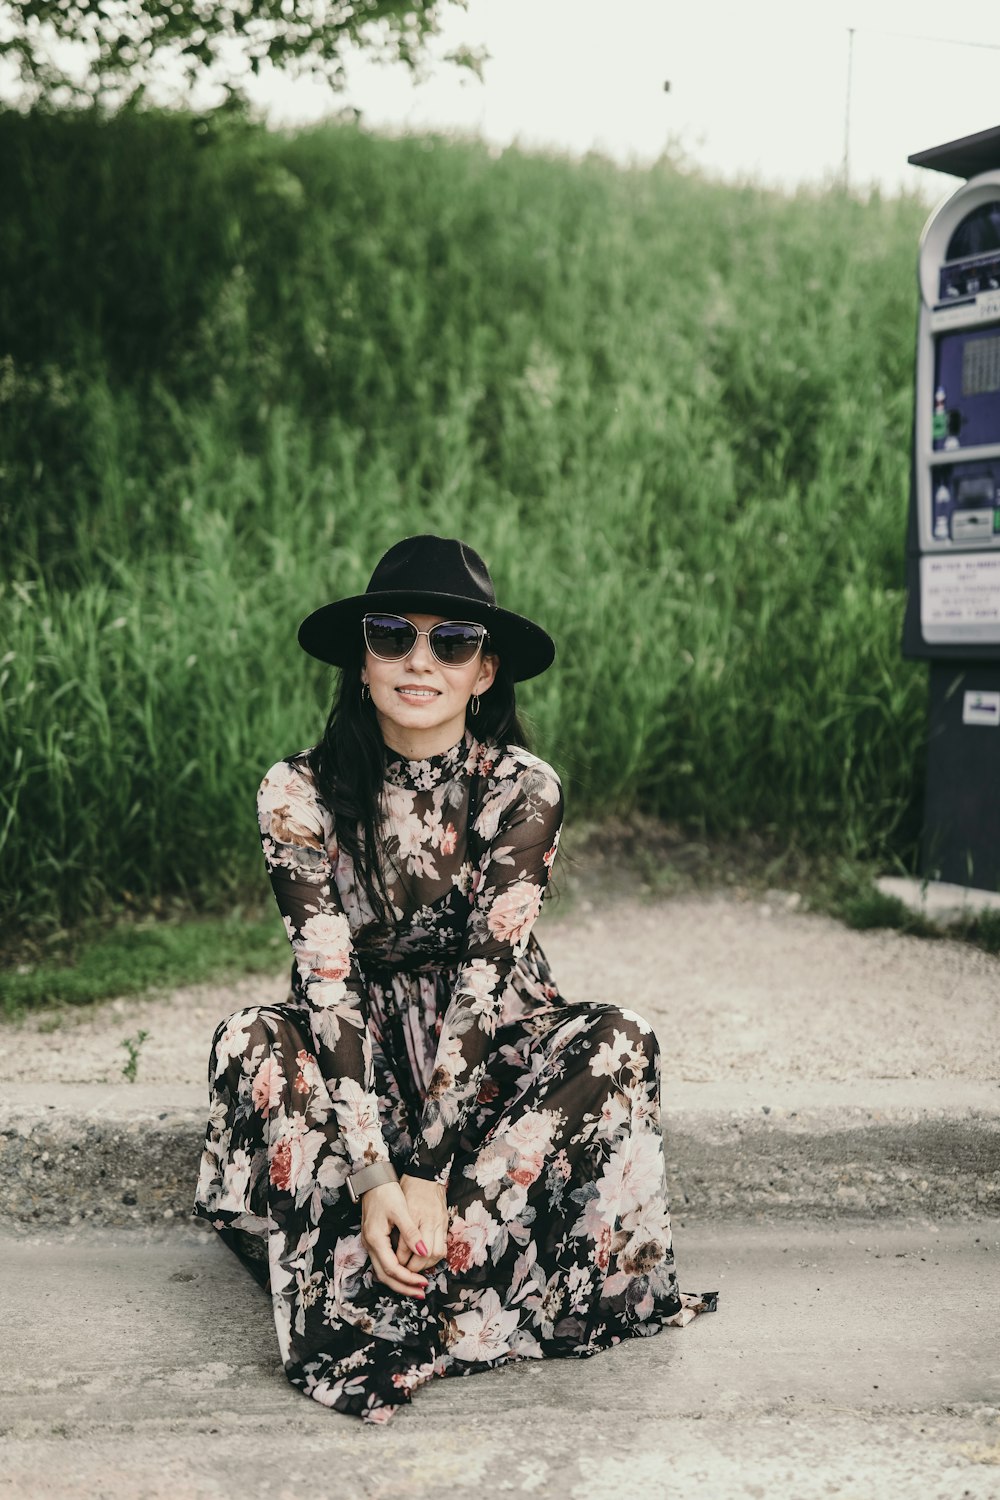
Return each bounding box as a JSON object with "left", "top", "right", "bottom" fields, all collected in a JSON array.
[{"left": 345, "top": 1159, "right": 399, "bottom": 1202}]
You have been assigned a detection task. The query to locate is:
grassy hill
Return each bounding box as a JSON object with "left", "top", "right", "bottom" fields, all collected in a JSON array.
[{"left": 0, "top": 108, "right": 930, "bottom": 934}]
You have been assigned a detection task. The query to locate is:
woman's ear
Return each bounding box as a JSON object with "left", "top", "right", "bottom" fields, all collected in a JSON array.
[{"left": 476, "top": 653, "right": 499, "bottom": 693}]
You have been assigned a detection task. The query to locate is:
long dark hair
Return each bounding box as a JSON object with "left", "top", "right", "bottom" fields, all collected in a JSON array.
[{"left": 306, "top": 633, "right": 530, "bottom": 933}]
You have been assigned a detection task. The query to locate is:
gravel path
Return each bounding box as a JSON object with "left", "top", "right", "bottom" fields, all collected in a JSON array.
[{"left": 3, "top": 890, "right": 997, "bottom": 1088}]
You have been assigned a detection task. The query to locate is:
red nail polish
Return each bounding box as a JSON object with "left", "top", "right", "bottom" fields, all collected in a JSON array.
[{"left": 416, "top": 1240, "right": 428, "bottom": 1256}]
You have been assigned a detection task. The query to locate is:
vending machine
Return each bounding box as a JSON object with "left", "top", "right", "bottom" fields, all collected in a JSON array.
[{"left": 904, "top": 126, "right": 1000, "bottom": 890}]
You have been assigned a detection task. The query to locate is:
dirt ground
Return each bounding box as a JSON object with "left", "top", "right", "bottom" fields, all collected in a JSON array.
[{"left": 4, "top": 887, "right": 998, "bottom": 1089}]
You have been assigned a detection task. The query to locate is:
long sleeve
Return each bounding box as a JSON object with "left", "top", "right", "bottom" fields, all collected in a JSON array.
[
  {"left": 257, "top": 758, "right": 391, "bottom": 1175},
  {"left": 405, "top": 759, "right": 563, "bottom": 1184}
]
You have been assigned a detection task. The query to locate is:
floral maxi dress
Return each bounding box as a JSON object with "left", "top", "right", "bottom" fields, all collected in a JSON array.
[{"left": 193, "top": 729, "right": 717, "bottom": 1422}]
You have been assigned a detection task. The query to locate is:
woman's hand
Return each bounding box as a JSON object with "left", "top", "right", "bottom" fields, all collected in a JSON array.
[
  {"left": 396, "top": 1174, "right": 449, "bottom": 1273},
  {"left": 359, "top": 1182, "right": 431, "bottom": 1298}
]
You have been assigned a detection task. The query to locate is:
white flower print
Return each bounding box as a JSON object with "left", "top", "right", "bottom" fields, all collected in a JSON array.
[
  {"left": 258, "top": 762, "right": 325, "bottom": 850},
  {"left": 473, "top": 788, "right": 508, "bottom": 844},
  {"left": 218, "top": 1147, "right": 252, "bottom": 1212},
  {"left": 496, "top": 1182, "right": 528, "bottom": 1221},
  {"left": 456, "top": 959, "right": 502, "bottom": 1032},
  {"left": 468, "top": 1143, "right": 511, "bottom": 1190},
  {"left": 458, "top": 958, "right": 500, "bottom": 1004},
  {"left": 297, "top": 911, "right": 353, "bottom": 986},
  {"left": 298, "top": 973, "right": 348, "bottom": 1010},
  {"left": 594, "top": 1129, "right": 665, "bottom": 1225},
  {"left": 596, "top": 1091, "right": 629, "bottom": 1138},
  {"left": 332, "top": 1078, "right": 385, "bottom": 1168},
  {"left": 299, "top": 911, "right": 351, "bottom": 949},
  {"left": 589, "top": 1028, "right": 634, "bottom": 1079},
  {"left": 448, "top": 1288, "right": 520, "bottom": 1362},
  {"left": 214, "top": 1014, "right": 254, "bottom": 1073}
]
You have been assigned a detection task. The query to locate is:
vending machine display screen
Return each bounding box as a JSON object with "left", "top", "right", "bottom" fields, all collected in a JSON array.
[
  {"left": 962, "top": 333, "right": 1000, "bottom": 396},
  {"left": 947, "top": 202, "right": 1000, "bottom": 260},
  {"left": 938, "top": 201, "right": 1000, "bottom": 301}
]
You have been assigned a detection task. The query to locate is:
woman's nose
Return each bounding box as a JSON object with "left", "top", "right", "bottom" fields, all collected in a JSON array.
[{"left": 407, "top": 632, "right": 436, "bottom": 670}]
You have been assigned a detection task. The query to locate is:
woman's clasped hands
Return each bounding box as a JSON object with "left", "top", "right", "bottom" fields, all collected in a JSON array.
[{"left": 360, "top": 1173, "right": 449, "bottom": 1297}]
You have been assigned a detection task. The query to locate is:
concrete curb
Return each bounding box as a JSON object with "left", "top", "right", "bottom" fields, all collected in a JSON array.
[
  {"left": 1, "top": 1081, "right": 998, "bottom": 1226},
  {"left": 876, "top": 874, "right": 1000, "bottom": 924}
]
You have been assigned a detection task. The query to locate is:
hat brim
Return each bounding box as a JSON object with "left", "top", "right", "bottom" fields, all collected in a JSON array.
[{"left": 297, "top": 589, "right": 555, "bottom": 682}]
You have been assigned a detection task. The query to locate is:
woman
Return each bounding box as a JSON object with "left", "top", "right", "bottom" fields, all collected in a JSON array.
[{"left": 194, "top": 533, "right": 716, "bottom": 1423}]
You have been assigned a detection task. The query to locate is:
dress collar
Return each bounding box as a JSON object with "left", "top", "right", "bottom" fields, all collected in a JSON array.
[{"left": 383, "top": 728, "right": 480, "bottom": 791}]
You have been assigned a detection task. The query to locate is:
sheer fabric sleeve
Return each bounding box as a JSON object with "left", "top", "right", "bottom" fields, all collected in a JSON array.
[
  {"left": 257, "top": 759, "right": 391, "bottom": 1175},
  {"left": 405, "top": 759, "right": 563, "bottom": 1184}
]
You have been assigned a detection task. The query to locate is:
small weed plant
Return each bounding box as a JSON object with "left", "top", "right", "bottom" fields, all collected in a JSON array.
[{"left": 120, "top": 1029, "right": 150, "bottom": 1083}]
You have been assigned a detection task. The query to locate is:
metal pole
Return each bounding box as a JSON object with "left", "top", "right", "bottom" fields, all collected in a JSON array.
[{"left": 843, "top": 26, "right": 855, "bottom": 189}]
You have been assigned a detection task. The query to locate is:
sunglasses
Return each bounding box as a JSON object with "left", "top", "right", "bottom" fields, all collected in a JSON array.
[{"left": 363, "top": 613, "right": 489, "bottom": 667}]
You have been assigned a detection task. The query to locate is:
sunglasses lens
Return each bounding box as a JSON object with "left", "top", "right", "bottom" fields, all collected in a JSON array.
[
  {"left": 430, "top": 622, "right": 485, "bottom": 665},
  {"left": 364, "top": 614, "right": 417, "bottom": 660}
]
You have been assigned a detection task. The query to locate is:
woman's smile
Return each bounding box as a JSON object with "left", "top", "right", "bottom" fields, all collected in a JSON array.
[{"left": 363, "top": 611, "right": 497, "bottom": 759}]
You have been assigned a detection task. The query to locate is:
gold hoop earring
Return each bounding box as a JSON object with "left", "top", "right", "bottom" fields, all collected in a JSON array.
[
  {"left": 361, "top": 682, "right": 371, "bottom": 703},
  {"left": 471, "top": 694, "right": 480, "bottom": 717}
]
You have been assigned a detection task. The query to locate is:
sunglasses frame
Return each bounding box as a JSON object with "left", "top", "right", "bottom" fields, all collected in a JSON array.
[{"left": 362, "top": 612, "right": 490, "bottom": 668}]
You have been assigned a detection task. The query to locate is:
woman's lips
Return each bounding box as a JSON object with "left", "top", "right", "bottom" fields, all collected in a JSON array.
[{"left": 395, "top": 686, "right": 441, "bottom": 700}]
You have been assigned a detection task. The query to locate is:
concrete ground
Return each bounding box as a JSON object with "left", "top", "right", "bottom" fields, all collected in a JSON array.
[
  {"left": 7, "top": 890, "right": 1000, "bottom": 1088},
  {"left": 2, "top": 889, "right": 999, "bottom": 1498},
  {"left": 2, "top": 1219, "right": 998, "bottom": 1500}
]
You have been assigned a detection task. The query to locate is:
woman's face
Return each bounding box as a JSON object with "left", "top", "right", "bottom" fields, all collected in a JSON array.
[{"left": 362, "top": 612, "right": 498, "bottom": 758}]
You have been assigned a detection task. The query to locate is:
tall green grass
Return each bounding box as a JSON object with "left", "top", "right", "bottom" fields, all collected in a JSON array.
[{"left": 0, "top": 109, "right": 930, "bottom": 935}]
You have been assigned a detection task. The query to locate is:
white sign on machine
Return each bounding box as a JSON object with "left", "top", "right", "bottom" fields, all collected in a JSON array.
[
  {"left": 920, "top": 553, "right": 1000, "bottom": 643},
  {"left": 962, "top": 689, "right": 1000, "bottom": 726}
]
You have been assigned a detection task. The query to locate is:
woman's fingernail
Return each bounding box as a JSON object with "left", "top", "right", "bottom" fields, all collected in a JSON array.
[{"left": 416, "top": 1240, "right": 428, "bottom": 1256}]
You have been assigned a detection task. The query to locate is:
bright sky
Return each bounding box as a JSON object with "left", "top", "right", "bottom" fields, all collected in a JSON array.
[
  {"left": 5, "top": 0, "right": 1000, "bottom": 197},
  {"left": 241, "top": 0, "right": 1000, "bottom": 199}
]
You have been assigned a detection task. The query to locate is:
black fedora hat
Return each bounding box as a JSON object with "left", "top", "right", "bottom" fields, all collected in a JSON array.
[{"left": 297, "top": 534, "right": 555, "bottom": 682}]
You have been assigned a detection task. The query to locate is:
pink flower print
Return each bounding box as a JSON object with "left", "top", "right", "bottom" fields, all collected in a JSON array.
[
  {"left": 504, "top": 1109, "right": 555, "bottom": 1157},
  {"left": 299, "top": 912, "right": 352, "bottom": 983},
  {"left": 595, "top": 1223, "right": 612, "bottom": 1271},
  {"left": 508, "top": 1153, "right": 544, "bottom": 1188},
  {"left": 268, "top": 1119, "right": 323, "bottom": 1195},
  {"left": 269, "top": 1137, "right": 292, "bottom": 1190},
  {"left": 486, "top": 880, "right": 543, "bottom": 947},
  {"left": 252, "top": 1055, "right": 284, "bottom": 1115},
  {"left": 440, "top": 822, "right": 457, "bottom": 856},
  {"left": 542, "top": 829, "right": 561, "bottom": 870},
  {"left": 447, "top": 1202, "right": 499, "bottom": 1273}
]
